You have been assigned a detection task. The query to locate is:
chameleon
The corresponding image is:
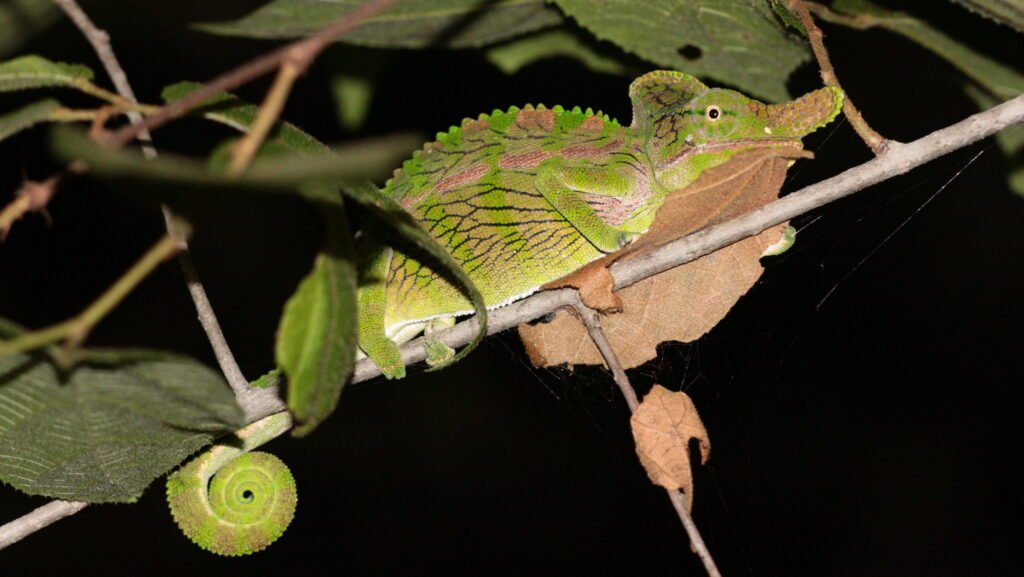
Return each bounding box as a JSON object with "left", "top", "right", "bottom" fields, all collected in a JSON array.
[
  {"left": 358, "top": 70, "right": 844, "bottom": 378},
  {"left": 165, "top": 72, "right": 843, "bottom": 555}
]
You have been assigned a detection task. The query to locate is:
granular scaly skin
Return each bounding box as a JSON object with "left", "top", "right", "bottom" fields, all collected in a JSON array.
[
  {"left": 382, "top": 105, "right": 636, "bottom": 325},
  {"left": 166, "top": 413, "right": 296, "bottom": 556},
  {"left": 359, "top": 71, "right": 844, "bottom": 378}
]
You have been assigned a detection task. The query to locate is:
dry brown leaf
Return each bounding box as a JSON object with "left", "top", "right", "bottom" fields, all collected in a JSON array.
[
  {"left": 519, "top": 148, "right": 808, "bottom": 369},
  {"left": 630, "top": 385, "right": 710, "bottom": 511}
]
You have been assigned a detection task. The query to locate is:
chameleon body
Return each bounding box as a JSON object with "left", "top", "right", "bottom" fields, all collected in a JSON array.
[
  {"left": 166, "top": 71, "right": 843, "bottom": 556},
  {"left": 166, "top": 412, "right": 296, "bottom": 556},
  {"left": 359, "top": 71, "right": 843, "bottom": 378}
]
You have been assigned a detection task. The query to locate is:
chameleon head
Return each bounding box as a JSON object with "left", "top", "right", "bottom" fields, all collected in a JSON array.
[{"left": 629, "top": 70, "right": 844, "bottom": 189}]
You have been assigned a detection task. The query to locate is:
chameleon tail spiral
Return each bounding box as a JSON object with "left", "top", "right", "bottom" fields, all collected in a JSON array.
[{"left": 166, "top": 412, "right": 297, "bottom": 556}]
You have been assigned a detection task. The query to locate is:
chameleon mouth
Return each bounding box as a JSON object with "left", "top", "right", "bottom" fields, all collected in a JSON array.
[
  {"left": 695, "top": 138, "right": 805, "bottom": 154},
  {"left": 683, "top": 138, "right": 812, "bottom": 161}
]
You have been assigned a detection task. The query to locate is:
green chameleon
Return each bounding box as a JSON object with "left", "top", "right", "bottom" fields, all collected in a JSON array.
[
  {"left": 358, "top": 70, "right": 843, "bottom": 378},
  {"left": 166, "top": 70, "right": 843, "bottom": 555}
]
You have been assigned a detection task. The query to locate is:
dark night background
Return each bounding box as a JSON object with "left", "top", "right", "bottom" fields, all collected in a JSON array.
[{"left": 1, "top": 1, "right": 1023, "bottom": 575}]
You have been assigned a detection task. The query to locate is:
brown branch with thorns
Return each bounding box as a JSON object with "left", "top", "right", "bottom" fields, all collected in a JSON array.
[{"left": 787, "top": 0, "right": 889, "bottom": 154}]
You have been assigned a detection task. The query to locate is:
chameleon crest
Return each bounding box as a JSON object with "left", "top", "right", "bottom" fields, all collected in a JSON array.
[{"left": 358, "top": 71, "right": 843, "bottom": 378}]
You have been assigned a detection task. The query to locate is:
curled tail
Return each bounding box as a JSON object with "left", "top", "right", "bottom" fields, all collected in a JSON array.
[{"left": 166, "top": 412, "right": 296, "bottom": 556}]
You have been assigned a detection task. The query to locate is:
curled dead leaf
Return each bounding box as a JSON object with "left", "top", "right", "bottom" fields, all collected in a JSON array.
[
  {"left": 630, "top": 385, "right": 710, "bottom": 511},
  {"left": 519, "top": 148, "right": 805, "bottom": 369}
]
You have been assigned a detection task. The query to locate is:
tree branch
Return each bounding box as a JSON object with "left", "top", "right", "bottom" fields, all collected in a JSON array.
[
  {"left": 572, "top": 298, "right": 640, "bottom": 412},
  {"left": 351, "top": 92, "right": 1024, "bottom": 383},
  {"left": 0, "top": 500, "right": 87, "bottom": 549},
  {"left": 573, "top": 296, "right": 721, "bottom": 576},
  {"left": 105, "top": 0, "right": 398, "bottom": 150}
]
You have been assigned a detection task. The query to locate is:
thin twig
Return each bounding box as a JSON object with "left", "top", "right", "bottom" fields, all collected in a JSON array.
[
  {"left": 351, "top": 92, "right": 1024, "bottom": 383},
  {"left": 0, "top": 175, "right": 60, "bottom": 240},
  {"left": 571, "top": 298, "right": 639, "bottom": 412},
  {"left": 106, "top": 0, "right": 399, "bottom": 150},
  {"left": 787, "top": 0, "right": 888, "bottom": 153},
  {"left": 51, "top": 0, "right": 255, "bottom": 402},
  {"left": 227, "top": 61, "right": 302, "bottom": 175},
  {"left": 52, "top": 0, "right": 155, "bottom": 160},
  {"left": 572, "top": 296, "right": 721, "bottom": 576},
  {"left": 0, "top": 501, "right": 87, "bottom": 549},
  {"left": 667, "top": 490, "right": 723, "bottom": 577}
]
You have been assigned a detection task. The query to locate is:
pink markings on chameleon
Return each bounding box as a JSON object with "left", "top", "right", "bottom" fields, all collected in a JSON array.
[
  {"left": 499, "top": 149, "right": 551, "bottom": 169},
  {"left": 585, "top": 170, "right": 650, "bottom": 227},
  {"left": 435, "top": 163, "right": 490, "bottom": 193},
  {"left": 515, "top": 109, "right": 556, "bottom": 132},
  {"left": 586, "top": 193, "right": 642, "bottom": 227},
  {"left": 580, "top": 115, "right": 605, "bottom": 130},
  {"left": 461, "top": 117, "right": 489, "bottom": 134}
]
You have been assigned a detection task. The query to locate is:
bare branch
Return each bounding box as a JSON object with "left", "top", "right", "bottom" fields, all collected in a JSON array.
[
  {"left": 573, "top": 296, "right": 721, "bottom": 575},
  {"left": 353, "top": 92, "right": 1024, "bottom": 383},
  {"left": 667, "top": 490, "right": 723, "bottom": 577},
  {"left": 571, "top": 298, "right": 640, "bottom": 412},
  {"left": 106, "top": 0, "right": 399, "bottom": 149},
  {"left": 0, "top": 501, "right": 87, "bottom": 549}
]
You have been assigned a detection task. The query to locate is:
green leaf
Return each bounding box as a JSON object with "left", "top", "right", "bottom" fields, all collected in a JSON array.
[
  {"left": 163, "top": 81, "right": 328, "bottom": 154},
  {"left": 550, "top": 0, "right": 809, "bottom": 100},
  {"left": 324, "top": 47, "right": 390, "bottom": 133},
  {"left": 0, "top": 98, "right": 59, "bottom": 143},
  {"left": 0, "top": 349, "right": 244, "bottom": 503},
  {"left": 0, "top": 0, "right": 60, "bottom": 57},
  {"left": 0, "top": 55, "right": 93, "bottom": 93},
  {"left": 275, "top": 209, "right": 357, "bottom": 437},
  {"left": 770, "top": 0, "right": 808, "bottom": 36},
  {"left": 331, "top": 74, "right": 376, "bottom": 133},
  {"left": 949, "top": 0, "right": 1024, "bottom": 33},
  {"left": 250, "top": 368, "right": 283, "bottom": 389},
  {"left": 50, "top": 126, "right": 416, "bottom": 197},
  {"left": 197, "top": 0, "right": 563, "bottom": 48},
  {"left": 833, "top": 0, "right": 1024, "bottom": 101},
  {"left": 486, "top": 27, "right": 634, "bottom": 76}
]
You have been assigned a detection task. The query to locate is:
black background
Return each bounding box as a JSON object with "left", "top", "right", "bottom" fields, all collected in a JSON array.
[{"left": 2, "top": 1, "right": 1023, "bottom": 575}]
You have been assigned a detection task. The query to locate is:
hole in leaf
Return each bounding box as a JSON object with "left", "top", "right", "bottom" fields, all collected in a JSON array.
[{"left": 678, "top": 45, "right": 703, "bottom": 61}]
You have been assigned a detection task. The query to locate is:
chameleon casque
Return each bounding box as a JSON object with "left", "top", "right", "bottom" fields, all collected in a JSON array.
[{"left": 167, "top": 71, "right": 843, "bottom": 555}]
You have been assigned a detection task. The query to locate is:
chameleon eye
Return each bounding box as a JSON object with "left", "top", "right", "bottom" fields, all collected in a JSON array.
[{"left": 705, "top": 105, "right": 722, "bottom": 121}]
